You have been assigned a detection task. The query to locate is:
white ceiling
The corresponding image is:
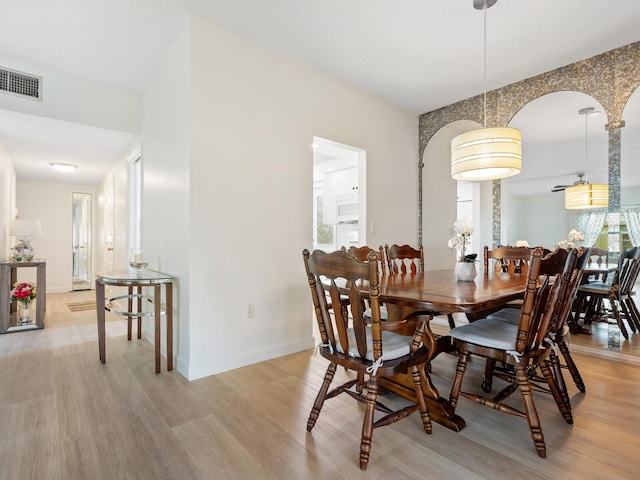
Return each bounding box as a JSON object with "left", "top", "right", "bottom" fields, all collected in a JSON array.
[{"left": 1, "top": 0, "right": 640, "bottom": 188}]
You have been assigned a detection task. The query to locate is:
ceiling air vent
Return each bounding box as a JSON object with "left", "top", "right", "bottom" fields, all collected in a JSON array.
[{"left": 0, "top": 67, "right": 42, "bottom": 100}]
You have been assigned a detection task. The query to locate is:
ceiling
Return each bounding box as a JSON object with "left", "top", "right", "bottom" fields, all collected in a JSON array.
[{"left": 1, "top": 0, "right": 640, "bottom": 188}]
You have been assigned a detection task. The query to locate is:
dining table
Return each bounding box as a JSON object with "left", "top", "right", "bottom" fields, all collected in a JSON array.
[{"left": 375, "top": 269, "right": 529, "bottom": 432}]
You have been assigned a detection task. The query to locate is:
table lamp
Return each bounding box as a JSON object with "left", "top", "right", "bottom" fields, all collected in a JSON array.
[{"left": 9, "top": 220, "right": 42, "bottom": 262}]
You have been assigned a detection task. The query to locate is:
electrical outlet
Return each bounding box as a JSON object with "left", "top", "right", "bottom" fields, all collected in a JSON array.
[{"left": 246, "top": 304, "right": 254, "bottom": 318}]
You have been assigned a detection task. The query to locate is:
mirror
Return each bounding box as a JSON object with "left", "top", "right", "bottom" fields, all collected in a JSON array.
[
  {"left": 503, "top": 91, "right": 609, "bottom": 248},
  {"left": 622, "top": 85, "right": 640, "bottom": 204},
  {"left": 72, "top": 192, "right": 92, "bottom": 291}
]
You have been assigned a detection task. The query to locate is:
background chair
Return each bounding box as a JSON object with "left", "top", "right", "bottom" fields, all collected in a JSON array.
[
  {"left": 448, "top": 248, "right": 577, "bottom": 458},
  {"left": 302, "top": 248, "right": 433, "bottom": 470},
  {"left": 586, "top": 247, "right": 609, "bottom": 281},
  {"left": 386, "top": 243, "right": 456, "bottom": 329},
  {"left": 484, "top": 245, "right": 533, "bottom": 276},
  {"left": 574, "top": 246, "right": 640, "bottom": 339},
  {"left": 385, "top": 243, "right": 424, "bottom": 274}
]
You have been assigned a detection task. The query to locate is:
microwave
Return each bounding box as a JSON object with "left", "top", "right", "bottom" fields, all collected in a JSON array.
[{"left": 335, "top": 193, "right": 359, "bottom": 223}]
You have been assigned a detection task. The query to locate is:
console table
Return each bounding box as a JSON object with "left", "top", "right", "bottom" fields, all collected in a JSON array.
[
  {"left": 95, "top": 269, "right": 173, "bottom": 373},
  {"left": 0, "top": 259, "right": 46, "bottom": 333}
]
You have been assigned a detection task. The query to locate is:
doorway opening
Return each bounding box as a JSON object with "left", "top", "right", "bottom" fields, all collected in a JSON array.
[
  {"left": 312, "top": 136, "right": 366, "bottom": 252},
  {"left": 72, "top": 192, "right": 92, "bottom": 291}
]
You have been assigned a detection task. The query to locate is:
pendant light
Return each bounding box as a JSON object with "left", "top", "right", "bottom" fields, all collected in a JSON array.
[
  {"left": 451, "top": 0, "right": 522, "bottom": 181},
  {"left": 564, "top": 107, "right": 609, "bottom": 209}
]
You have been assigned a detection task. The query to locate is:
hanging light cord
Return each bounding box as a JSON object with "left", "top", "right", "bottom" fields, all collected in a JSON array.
[
  {"left": 584, "top": 111, "right": 589, "bottom": 183},
  {"left": 483, "top": 1, "right": 487, "bottom": 129}
]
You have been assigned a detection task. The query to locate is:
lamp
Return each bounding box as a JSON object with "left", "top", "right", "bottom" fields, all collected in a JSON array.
[
  {"left": 9, "top": 220, "right": 42, "bottom": 262},
  {"left": 451, "top": 0, "right": 522, "bottom": 181},
  {"left": 50, "top": 162, "right": 78, "bottom": 172},
  {"left": 564, "top": 107, "right": 609, "bottom": 210}
]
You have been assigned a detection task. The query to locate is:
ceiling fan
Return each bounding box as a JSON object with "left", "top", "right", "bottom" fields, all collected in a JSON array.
[{"left": 551, "top": 172, "right": 586, "bottom": 192}]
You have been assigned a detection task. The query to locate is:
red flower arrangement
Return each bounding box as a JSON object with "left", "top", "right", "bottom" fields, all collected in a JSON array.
[{"left": 11, "top": 282, "right": 37, "bottom": 304}]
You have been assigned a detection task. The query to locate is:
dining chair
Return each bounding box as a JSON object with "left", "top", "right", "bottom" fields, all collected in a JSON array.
[
  {"left": 574, "top": 246, "right": 640, "bottom": 339},
  {"left": 385, "top": 243, "right": 457, "bottom": 329},
  {"left": 346, "top": 245, "right": 387, "bottom": 276},
  {"left": 302, "top": 248, "right": 433, "bottom": 470},
  {"left": 346, "top": 245, "right": 389, "bottom": 322},
  {"left": 385, "top": 243, "right": 424, "bottom": 274},
  {"left": 479, "top": 247, "right": 590, "bottom": 397},
  {"left": 448, "top": 247, "right": 577, "bottom": 458},
  {"left": 483, "top": 245, "right": 532, "bottom": 276},
  {"left": 586, "top": 247, "right": 609, "bottom": 281}
]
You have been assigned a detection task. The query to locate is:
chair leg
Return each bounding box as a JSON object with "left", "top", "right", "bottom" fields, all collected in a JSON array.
[
  {"left": 359, "top": 377, "right": 378, "bottom": 470},
  {"left": 307, "top": 363, "right": 336, "bottom": 432},
  {"left": 449, "top": 352, "right": 470, "bottom": 409},
  {"left": 627, "top": 296, "right": 640, "bottom": 331},
  {"left": 609, "top": 297, "right": 629, "bottom": 340},
  {"left": 447, "top": 313, "right": 456, "bottom": 329},
  {"left": 515, "top": 363, "right": 546, "bottom": 458},
  {"left": 539, "top": 359, "right": 573, "bottom": 424},
  {"left": 481, "top": 358, "right": 496, "bottom": 393},
  {"left": 558, "top": 340, "right": 585, "bottom": 392},
  {"left": 548, "top": 349, "right": 570, "bottom": 406},
  {"left": 410, "top": 365, "right": 432, "bottom": 435},
  {"left": 621, "top": 298, "right": 638, "bottom": 333}
]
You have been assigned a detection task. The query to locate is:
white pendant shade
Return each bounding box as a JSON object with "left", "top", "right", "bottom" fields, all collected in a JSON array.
[
  {"left": 451, "top": 127, "right": 522, "bottom": 181},
  {"left": 564, "top": 183, "right": 609, "bottom": 209}
]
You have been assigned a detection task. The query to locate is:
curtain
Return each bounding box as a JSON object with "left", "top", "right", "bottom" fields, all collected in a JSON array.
[
  {"left": 568, "top": 210, "right": 607, "bottom": 247},
  {"left": 623, "top": 205, "right": 640, "bottom": 247}
]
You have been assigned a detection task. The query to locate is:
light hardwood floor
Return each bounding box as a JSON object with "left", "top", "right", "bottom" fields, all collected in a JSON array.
[{"left": 1, "top": 291, "right": 640, "bottom": 479}]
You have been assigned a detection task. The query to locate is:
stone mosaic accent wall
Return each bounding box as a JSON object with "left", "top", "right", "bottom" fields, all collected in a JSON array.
[{"left": 418, "top": 41, "right": 640, "bottom": 247}]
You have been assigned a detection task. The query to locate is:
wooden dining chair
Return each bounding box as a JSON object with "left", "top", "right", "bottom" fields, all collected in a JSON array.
[
  {"left": 484, "top": 245, "right": 532, "bottom": 276},
  {"left": 385, "top": 243, "right": 424, "bottom": 274},
  {"left": 302, "top": 248, "right": 433, "bottom": 470},
  {"left": 574, "top": 246, "right": 640, "bottom": 339},
  {"left": 346, "top": 245, "right": 388, "bottom": 321},
  {"left": 385, "top": 243, "right": 456, "bottom": 329},
  {"left": 479, "top": 247, "right": 590, "bottom": 397},
  {"left": 448, "top": 247, "right": 577, "bottom": 458},
  {"left": 346, "top": 245, "right": 387, "bottom": 276},
  {"left": 586, "top": 247, "right": 609, "bottom": 277}
]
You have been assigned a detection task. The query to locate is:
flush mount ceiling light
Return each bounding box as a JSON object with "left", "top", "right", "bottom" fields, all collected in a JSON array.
[
  {"left": 451, "top": 0, "right": 522, "bottom": 181},
  {"left": 50, "top": 162, "right": 78, "bottom": 172},
  {"left": 565, "top": 107, "right": 609, "bottom": 210}
]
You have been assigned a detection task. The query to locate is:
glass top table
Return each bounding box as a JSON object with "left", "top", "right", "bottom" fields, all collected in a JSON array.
[
  {"left": 95, "top": 269, "right": 174, "bottom": 285},
  {"left": 95, "top": 268, "right": 174, "bottom": 373}
]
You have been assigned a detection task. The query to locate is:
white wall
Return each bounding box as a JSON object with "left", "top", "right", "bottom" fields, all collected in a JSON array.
[
  {"left": 423, "top": 120, "right": 486, "bottom": 270},
  {"left": 140, "top": 19, "right": 191, "bottom": 372},
  {"left": 16, "top": 180, "right": 96, "bottom": 292},
  {"left": 0, "top": 55, "right": 141, "bottom": 134},
  {"left": 0, "top": 143, "right": 14, "bottom": 259},
  {"left": 503, "top": 192, "right": 569, "bottom": 248},
  {"left": 140, "top": 16, "right": 419, "bottom": 380}
]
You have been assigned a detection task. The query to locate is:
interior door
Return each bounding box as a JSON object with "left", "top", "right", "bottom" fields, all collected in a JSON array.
[{"left": 72, "top": 192, "right": 92, "bottom": 291}]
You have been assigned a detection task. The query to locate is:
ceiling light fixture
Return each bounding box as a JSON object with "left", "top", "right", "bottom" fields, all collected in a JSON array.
[
  {"left": 565, "top": 107, "right": 609, "bottom": 209},
  {"left": 450, "top": 0, "right": 522, "bottom": 181},
  {"left": 49, "top": 162, "right": 78, "bottom": 172}
]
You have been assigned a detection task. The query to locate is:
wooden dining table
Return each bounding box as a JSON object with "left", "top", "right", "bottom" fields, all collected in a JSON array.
[{"left": 375, "top": 269, "right": 529, "bottom": 432}]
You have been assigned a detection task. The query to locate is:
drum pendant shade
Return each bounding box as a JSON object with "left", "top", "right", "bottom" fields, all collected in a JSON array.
[{"left": 451, "top": 127, "right": 522, "bottom": 181}]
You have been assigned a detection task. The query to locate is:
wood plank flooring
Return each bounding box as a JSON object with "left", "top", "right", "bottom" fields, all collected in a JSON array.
[{"left": 1, "top": 291, "right": 640, "bottom": 479}]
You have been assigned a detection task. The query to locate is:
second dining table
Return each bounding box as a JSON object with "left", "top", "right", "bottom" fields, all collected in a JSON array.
[{"left": 375, "top": 268, "right": 529, "bottom": 432}]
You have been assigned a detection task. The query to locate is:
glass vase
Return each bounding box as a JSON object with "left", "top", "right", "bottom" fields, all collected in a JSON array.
[{"left": 18, "top": 300, "right": 32, "bottom": 324}]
